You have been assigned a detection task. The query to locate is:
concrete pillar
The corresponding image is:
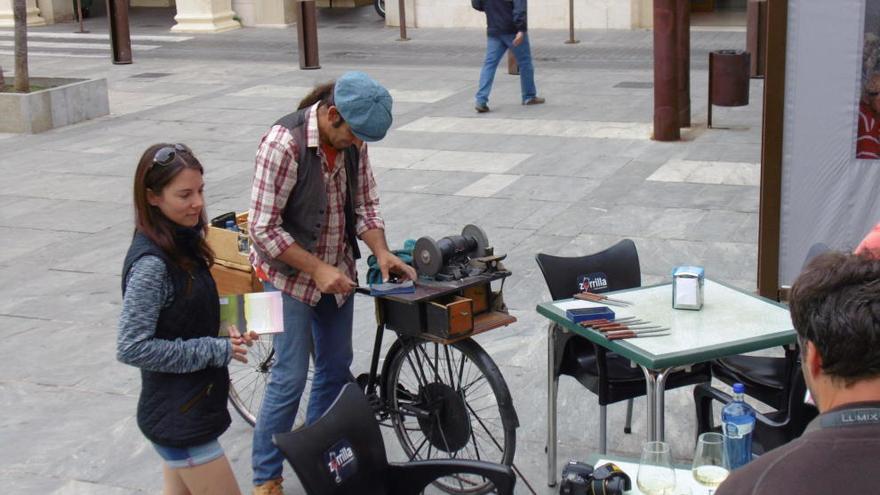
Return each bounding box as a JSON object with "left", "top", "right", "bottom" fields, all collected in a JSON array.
[
  {"left": 233, "top": 0, "right": 295, "bottom": 27},
  {"left": 172, "top": 0, "right": 240, "bottom": 33},
  {"left": 0, "top": 0, "right": 47, "bottom": 27},
  {"left": 36, "top": 0, "right": 75, "bottom": 24}
]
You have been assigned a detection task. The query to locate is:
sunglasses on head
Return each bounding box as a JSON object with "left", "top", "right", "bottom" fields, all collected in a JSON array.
[{"left": 152, "top": 143, "right": 192, "bottom": 168}]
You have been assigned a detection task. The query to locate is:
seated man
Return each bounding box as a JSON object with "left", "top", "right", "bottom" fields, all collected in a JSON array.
[{"left": 717, "top": 251, "right": 880, "bottom": 494}]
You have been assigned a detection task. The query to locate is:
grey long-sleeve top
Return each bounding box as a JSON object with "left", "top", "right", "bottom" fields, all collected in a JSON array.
[{"left": 117, "top": 255, "right": 230, "bottom": 373}]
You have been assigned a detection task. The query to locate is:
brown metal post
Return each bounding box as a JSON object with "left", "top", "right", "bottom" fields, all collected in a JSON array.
[
  {"left": 676, "top": 0, "right": 690, "bottom": 127},
  {"left": 747, "top": 0, "right": 768, "bottom": 78},
  {"left": 757, "top": 0, "right": 789, "bottom": 299},
  {"left": 565, "top": 0, "right": 579, "bottom": 44},
  {"left": 398, "top": 0, "right": 409, "bottom": 41},
  {"left": 507, "top": 51, "right": 519, "bottom": 75},
  {"left": 106, "top": 0, "right": 132, "bottom": 64},
  {"left": 708, "top": 52, "right": 714, "bottom": 128},
  {"left": 653, "top": 0, "right": 680, "bottom": 141},
  {"left": 75, "top": 0, "right": 89, "bottom": 34},
  {"left": 295, "top": 0, "right": 321, "bottom": 70}
]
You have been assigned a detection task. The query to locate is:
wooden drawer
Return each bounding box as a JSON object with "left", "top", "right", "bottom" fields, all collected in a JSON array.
[
  {"left": 426, "top": 296, "right": 474, "bottom": 338},
  {"left": 383, "top": 299, "right": 426, "bottom": 336},
  {"left": 462, "top": 283, "right": 489, "bottom": 314},
  {"left": 210, "top": 263, "right": 262, "bottom": 296}
]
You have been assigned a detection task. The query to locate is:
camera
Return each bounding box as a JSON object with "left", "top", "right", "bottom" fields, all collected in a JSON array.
[{"left": 559, "top": 461, "right": 632, "bottom": 495}]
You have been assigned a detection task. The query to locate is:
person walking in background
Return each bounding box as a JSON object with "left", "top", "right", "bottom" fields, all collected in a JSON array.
[
  {"left": 247, "top": 72, "right": 416, "bottom": 495},
  {"left": 118, "top": 143, "right": 257, "bottom": 494},
  {"left": 471, "top": 0, "right": 544, "bottom": 113}
]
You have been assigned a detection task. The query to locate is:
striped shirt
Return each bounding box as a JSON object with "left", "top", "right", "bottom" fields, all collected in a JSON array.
[
  {"left": 117, "top": 255, "right": 231, "bottom": 373},
  {"left": 248, "top": 102, "right": 385, "bottom": 307}
]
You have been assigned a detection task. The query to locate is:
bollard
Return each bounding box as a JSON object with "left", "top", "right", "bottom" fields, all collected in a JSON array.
[
  {"left": 676, "top": 0, "right": 690, "bottom": 128},
  {"left": 708, "top": 50, "right": 750, "bottom": 128},
  {"left": 398, "top": 0, "right": 409, "bottom": 41},
  {"left": 74, "top": 0, "right": 89, "bottom": 33},
  {"left": 565, "top": 0, "right": 579, "bottom": 44},
  {"left": 507, "top": 51, "right": 519, "bottom": 75},
  {"left": 107, "top": 0, "right": 132, "bottom": 64},
  {"left": 295, "top": 0, "right": 320, "bottom": 70},
  {"left": 653, "top": 0, "right": 680, "bottom": 141}
]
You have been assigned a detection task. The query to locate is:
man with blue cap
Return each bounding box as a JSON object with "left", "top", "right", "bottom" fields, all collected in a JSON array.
[{"left": 247, "top": 71, "right": 416, "bottom": 495}]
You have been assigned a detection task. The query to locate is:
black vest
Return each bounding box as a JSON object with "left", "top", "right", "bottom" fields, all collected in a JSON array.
[
  {"left": 121, "top": 230, "right": 230, "bottom": 448},
  {"left": 256, "top": 108, "right": 362, "bottom": 277}
]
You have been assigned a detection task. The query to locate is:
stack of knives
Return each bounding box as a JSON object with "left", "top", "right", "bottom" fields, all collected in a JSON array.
[{"left": 578, "top": 316, "right": 670, "bottom": 340}]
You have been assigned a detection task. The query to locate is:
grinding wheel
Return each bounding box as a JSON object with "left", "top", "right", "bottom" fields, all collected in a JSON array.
[
  {"left": 462, "top": 224, "right": 489, "bottom": 257},
  {"left": 414, "top": 236, "right": 443, "bottom": 277}
]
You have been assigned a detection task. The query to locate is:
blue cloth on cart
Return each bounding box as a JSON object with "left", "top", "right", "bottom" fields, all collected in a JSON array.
[{"left": 366, "top": 239, "right": 416, "bottom": 285}]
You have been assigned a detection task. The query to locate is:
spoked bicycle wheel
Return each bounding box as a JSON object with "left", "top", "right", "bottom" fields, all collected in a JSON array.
[
  {"left": 228, "top": 340, "right": 312, "bottom": 429},
  {"left": 383, "top": 338, "right": 517, "bottom": 494}
]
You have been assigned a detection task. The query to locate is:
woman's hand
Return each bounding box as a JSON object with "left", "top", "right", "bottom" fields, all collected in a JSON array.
[{"left": 228, "top": 325, "right": 259, "bottom": 364}]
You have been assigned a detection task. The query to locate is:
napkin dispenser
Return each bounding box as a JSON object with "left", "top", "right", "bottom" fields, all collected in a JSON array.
[{"left": 672, "top": 266, "right": 704, "bottom": 310}]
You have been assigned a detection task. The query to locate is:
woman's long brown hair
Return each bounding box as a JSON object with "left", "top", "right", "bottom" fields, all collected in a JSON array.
[{"left": 132, "top": 143, "right": 214, "bottom": 274}]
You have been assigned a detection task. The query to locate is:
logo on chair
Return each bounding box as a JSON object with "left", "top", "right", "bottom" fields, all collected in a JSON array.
[
  {"left": 324, "top": 439, "right": 358, "bottom": 485},
  {"left": 578, "top": 272, "right": 609, "bottom": 293}
]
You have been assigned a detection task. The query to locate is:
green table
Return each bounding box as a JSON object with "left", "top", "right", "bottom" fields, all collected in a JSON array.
[{"left": 537, "top": 279, "right": 794, "bottom": 484}]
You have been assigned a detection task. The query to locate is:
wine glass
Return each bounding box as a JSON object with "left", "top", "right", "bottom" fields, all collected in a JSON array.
[
  {"left": 637, "top": 441, "right": 677, "bottom": 495},
  {"left": 691, "top": 432, "right": 730, "bottom": 494}
]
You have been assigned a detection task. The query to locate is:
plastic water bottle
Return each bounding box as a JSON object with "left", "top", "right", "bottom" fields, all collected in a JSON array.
[
  {"left": 225, "top": 220, "right": 239, "bottom": 232},
  {"left": 722, "top": 383, "right": 756, "bottom": 470}
]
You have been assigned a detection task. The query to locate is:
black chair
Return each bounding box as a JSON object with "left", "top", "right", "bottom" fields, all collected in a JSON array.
[
  {"left": 709, "top": 243, "right": 829, "bottom": 411},
  {"left": 273, "top": 383, "right": 516, "bottom": 495},
  {"left": 694, "top": 366, "right": 819, "bottom": 454},
  {"left": 537, "top": 239, "right": 711, "bottom": 480}
]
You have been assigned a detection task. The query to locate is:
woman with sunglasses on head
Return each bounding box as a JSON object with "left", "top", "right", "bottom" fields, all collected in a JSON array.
[{"left": 117, "top": 143, "right": 256, "bottom": 494}]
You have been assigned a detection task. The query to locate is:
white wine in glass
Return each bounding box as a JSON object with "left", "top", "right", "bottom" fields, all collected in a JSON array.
[
  {"left": 638, "top": 441, "right": 676, "bottom": 495},
  {"left": 692, "top": 432, "right": 730, "bottom": 494}
]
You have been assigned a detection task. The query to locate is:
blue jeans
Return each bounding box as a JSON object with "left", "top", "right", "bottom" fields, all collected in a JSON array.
[
  {"left": 252, "top": 284, "right": 354, "bottom": 485},
  {"left": 475, "top": 32, "right": 537, "bottom": 106}
]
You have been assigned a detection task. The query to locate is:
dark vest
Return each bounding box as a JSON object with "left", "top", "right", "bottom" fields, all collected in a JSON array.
[
  {"left": 121, "top": 230, "right": 230, "bottom": 448},
  {"left": 256, "top": 108, "right": 361, "bottom": 277}
]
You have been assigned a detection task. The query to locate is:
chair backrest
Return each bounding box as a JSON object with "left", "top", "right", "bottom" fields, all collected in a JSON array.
[
  {"left": 536, "top": 239, "right": 642, "bottom": 300},
  {"left": 273, "top": 384, "right": 390, "bottom": 495}
]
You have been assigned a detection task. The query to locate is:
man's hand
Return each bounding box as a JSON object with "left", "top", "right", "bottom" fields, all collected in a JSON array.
[
  {"left": 513, "top": 31, "right": 524, "bottom": 47},
  {"left": 376, "top": 250, "right": 418, "bottom": 283},
  {"left": 313, "top": 262, "right": 357, "bottom": 294}
]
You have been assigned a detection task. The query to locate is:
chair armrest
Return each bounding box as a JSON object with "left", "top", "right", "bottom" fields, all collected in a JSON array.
[
  {"left": 386, "top": 460, "right": 516, "bottom": 494},
  {"left": 693, "top": 384, "right": 789, "bottom": 428}
]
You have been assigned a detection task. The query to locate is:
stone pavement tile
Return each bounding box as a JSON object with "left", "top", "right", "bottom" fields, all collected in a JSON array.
[
  {"left": 684, "top": 141, "right": 761, "bottom": 163},
  {"left": 374, "top": 168, "right": 483, "bottom": 195},
  {"left": 693, "top": 210, "right": 755, "bottom": 243},
  {"left": 109, "top": 91, "right": 192, "bottom": 116},
  {"left": 411, "top": 150, "right": 532, "bottom": 174},
  {"left": 11, "top": 173, "right": 131, "bottom": 205},
  {"left": 1, "top": 471, "right": 66, "bottom": 495},
  {"left": 580, "top": 174, "right": 649, "bottom": 206},
  {"left": 0, "top": 226, "right": 89, "bottom": 266},
  {"left": 0, "top": 197, "right": 130, "bottom": 234},
  {"left": 642, "top": 208, "right": 709, "bottom": 240},
  {"left": 493, "top": 175, "right": 600, "bottom": 202},
  {"left": 0, "top": 264, "right": 120, "bottom": 323},
  {"left": 11, "top": 224, "right": 132, "bottom": 276},
  {"left": 454, "top": 174, "right": 523, "bottom": 198},
  {"left": 369, "top": 147, "right": 436, "bottom": 169},
  {"left": 726, "top": 185, "right": 761, "bottom": 213},
  {"left": 50, "top": 480, "right": 140, "bottom": 495},
  {"left": 614, "top": 160, "right": 667, "bottom": 180},
  {"left": 732, "top": 213, "right": 760, "bottom": 244}
]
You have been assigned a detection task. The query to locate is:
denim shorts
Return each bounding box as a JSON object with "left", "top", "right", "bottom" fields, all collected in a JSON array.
[{"left": 152, "top": 439, "right": 224, "bottom": 469}]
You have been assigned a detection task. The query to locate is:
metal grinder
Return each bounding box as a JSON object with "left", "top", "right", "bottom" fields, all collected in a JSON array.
[{"left": 413, "top": 225, "right": 491, "bottom": 280}]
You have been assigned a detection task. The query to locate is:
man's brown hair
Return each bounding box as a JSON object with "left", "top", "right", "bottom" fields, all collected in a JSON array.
[{"left": 789, "top": 251, "right": 880, "bottom": 385}]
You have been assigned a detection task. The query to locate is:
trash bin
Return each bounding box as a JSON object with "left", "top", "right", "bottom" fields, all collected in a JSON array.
[{"left": 708, "top": 49, "right": 751, "bottom": 127}]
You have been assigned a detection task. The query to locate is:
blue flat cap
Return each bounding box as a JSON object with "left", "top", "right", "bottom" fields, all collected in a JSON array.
[{"left": 334, "top": 71, "right": 393, "bottom": 142}]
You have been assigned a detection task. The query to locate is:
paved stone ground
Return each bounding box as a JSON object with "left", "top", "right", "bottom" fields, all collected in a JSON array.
[{"left": 0, "top": 7, "right": 770, "bottom": 494}]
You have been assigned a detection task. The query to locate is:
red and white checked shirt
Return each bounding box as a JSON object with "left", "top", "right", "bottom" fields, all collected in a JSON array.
[
  {"left": 248, "top": 103, "right": 385, "bottom": 307},
  {"left": 858, "top": 102, "right": 880, "bottom": 159}
]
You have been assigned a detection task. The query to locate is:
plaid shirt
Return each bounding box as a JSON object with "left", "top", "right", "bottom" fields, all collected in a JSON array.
[{"left": 248, "top": 103, "right": 385, "bottom": 307}]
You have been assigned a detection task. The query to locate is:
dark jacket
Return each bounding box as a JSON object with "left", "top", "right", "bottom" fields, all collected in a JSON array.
[
  {"left": 252, "top": 108, "right": 361, "bottom": 278},
  {"left": 472, "top": 0, "right": 527, "bottom": 36},
  {"left": 121, "top": 230, "right": 230, "bottom": 448}
]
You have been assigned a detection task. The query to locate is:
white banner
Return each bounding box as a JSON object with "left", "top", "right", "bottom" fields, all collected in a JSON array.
[{"left": 779, "top": 0, "right": 880, "bottom": 285}]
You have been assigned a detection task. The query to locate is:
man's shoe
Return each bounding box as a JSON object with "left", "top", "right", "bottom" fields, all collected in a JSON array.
[
  {"left": 253, "top": 478, "right": 283, "bottom": 495},
  {"left": 475, "top": 103, "right": 490, "bottom": 113},
  {"left": 523, "top": 96, "right": 546, "bottom": 106}
]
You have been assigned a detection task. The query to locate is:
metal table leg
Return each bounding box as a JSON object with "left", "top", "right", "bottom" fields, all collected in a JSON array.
[
  {"left": 639, "top": 366, "right": 683, "bottom": 441},
  {"left": 547, "top": 323, "right": 558, "bottom": 487}
]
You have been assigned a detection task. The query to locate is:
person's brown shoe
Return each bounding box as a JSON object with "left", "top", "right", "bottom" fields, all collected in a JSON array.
[
  {"left": 253, "top": 478, "right": 283, "bottom": 495},
  {"left": 523, "top": 96, "right": 546, "bottom": 105}
]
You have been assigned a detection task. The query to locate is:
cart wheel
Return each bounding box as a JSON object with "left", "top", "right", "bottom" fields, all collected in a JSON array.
[
  {"left": 383, "top": 338, "right": 517, "bottom": 494},
  {"left": 228, "top": 340, "right": 312, "bottom": 430}
]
